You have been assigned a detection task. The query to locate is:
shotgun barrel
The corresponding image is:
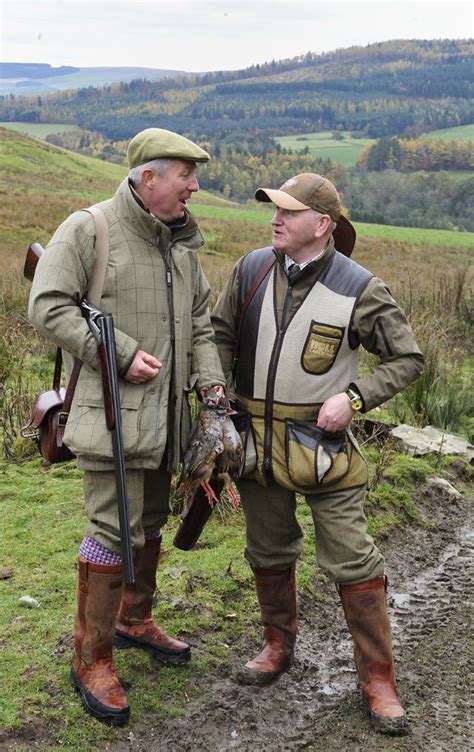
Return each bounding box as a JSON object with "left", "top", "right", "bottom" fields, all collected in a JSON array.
[{"left": 80, "top": 299, "right": 135, "bottom": 584}]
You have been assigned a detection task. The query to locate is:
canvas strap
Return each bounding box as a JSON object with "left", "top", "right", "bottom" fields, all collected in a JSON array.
[{"left": 55, "top": 207, "right": 110, "bottom": 441}]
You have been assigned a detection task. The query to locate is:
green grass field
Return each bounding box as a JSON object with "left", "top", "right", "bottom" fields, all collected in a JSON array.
[
  {"left": 0, "top": 122, "right": 83, "bottom": 139},
  {"left": 275, "top": 130, "right": 374, "bottom": 167},
  {"left": 275, "top": 124, "right": 474, "bottom": 168},
  {"left": 422, "top": 124, "right": 474, "bottom": 141},
  {"left": 191, "top": 202, "right": 474, "bottom": 249}
]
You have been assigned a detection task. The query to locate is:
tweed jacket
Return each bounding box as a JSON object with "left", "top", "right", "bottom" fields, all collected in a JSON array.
[{"left": 29, "top": 178, "right": 225, "bottom": 471}]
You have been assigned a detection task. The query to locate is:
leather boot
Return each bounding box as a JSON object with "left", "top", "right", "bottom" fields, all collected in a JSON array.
[
  {"left": 115, "top": 537, "right": 190, "bottom": 664},
  {"left": 236, "top": 565, "right": 297, "bottom": 686},
  {"left": 70, "top": 559, "right": 129, "bottom": 726},
  {"left": 339, "top": 576, "right": 408, "bottom": 736}
]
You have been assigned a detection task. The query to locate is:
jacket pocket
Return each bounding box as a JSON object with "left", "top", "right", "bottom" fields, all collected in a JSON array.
[
  {"left": 65, "top": 384, "right": 143, "bottom": 458},
  {"left": 285, "top": 419, "right": 350, "bottom": 490},
  {"left": 301, "top": 321, "right": 344, "bottom": 375}
]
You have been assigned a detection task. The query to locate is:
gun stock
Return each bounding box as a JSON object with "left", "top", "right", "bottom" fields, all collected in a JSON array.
[{"left": 24, "top": 242, "right": 44, "bottom": 282}]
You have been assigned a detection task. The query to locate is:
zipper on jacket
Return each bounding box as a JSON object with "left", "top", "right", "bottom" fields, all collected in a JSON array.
[{"left": 263, "top": 283, "right": 293, "bottom": 482}]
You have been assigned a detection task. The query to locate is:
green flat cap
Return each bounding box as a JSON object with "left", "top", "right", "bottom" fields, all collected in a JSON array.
[{"left": 127, "top": 128, "right": 210, "bottom": 168}]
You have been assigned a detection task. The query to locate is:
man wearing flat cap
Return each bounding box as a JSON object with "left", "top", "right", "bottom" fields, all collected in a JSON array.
[
  {"left": 212, "top": 173, "right": 423, "bottom": 736},
  {"left": 29, "top": 128, "right": 226, "bottom": 724}
]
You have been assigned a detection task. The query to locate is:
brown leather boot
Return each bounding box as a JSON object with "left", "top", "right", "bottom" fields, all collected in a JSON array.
[
  {"left": 70, "top": 559, "right": 129, "bottom": 726},
  {"left": 115, "top": 537, "right": 190, "bottom": 664},
  {"left": 236, "top": 565, "right": 297, "bottom": 686},
  {"left": 339, "top": 576, "right": 408, "bottom": 736}
]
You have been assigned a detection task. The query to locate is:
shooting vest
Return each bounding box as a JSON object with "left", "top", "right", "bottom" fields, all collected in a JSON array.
[{"left": 234, "top": 247, "right": 372, "bottom": 494}]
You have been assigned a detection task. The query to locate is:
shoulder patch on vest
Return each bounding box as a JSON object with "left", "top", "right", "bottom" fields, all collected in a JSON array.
[{"left": 319, "top": 251, "right": 372, "bottom": 298}]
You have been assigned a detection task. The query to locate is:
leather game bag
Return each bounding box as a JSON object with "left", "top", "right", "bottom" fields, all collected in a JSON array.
[{"left": 21, "top": 207, "right": 109, "bottom": 463}]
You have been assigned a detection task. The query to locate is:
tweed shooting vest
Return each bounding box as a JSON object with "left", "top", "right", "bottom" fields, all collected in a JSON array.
[{"left": 234, "top": 247, "right": 373, "bottom": 494}]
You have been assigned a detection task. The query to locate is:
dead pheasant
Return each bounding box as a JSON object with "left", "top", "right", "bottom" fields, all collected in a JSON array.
[{"left": 177, "top": 401, "right": 243, "bottom": 509}]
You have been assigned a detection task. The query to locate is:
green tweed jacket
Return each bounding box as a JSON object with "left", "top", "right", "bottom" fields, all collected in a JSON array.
[{"left": 29, "top": 178, "right": 225, "bottom": 471}]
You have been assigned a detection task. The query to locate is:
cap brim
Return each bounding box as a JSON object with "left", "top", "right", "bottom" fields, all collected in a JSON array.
[
  {"left": 333, "top": 215, "right": 356, "bottom": 257},
  {"left": 255, "top": 187, "right": 309, "bottom": 211}
]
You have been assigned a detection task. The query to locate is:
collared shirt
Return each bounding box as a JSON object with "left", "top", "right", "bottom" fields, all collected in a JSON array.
[{"left": 285, "top": 249, "right": 326, "bottom": 275}]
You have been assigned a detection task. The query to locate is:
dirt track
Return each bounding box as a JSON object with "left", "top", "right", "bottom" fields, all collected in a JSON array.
[{"left": 128, "top": 481, "right": 473, "bottom": 752}]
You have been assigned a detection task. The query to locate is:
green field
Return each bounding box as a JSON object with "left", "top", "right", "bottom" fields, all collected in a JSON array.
[
  {"left": 0, "top": 121, "right": 82, "bottom": 139},
  {"left": 191, "top": 202, "right": 474, "bottom": 249},
  {"left": 422, "top": 124, "right": 474, "bottom": 141},
  {"left": 275, "top": 124, "right": 474, "bottom": 168},
  {"left": 275, "top": 131, "right": 375, "bottom": 167}
]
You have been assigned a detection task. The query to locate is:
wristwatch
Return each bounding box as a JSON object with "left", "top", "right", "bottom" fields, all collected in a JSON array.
[{"left": 345, "top": 387, "right": 363, "bottom": 412}]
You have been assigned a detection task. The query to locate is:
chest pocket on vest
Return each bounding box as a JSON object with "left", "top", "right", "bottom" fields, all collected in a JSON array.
[{"left": 301, "top": 321, "right": 344, "bottom": 375}]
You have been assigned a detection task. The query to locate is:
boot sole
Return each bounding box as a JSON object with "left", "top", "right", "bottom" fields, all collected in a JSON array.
[
  {"left": 70, "top": 667, "right": 130, "bottom": 726},
  {"left": 114, "top": 630, "right": 191, "bottom": 665}
]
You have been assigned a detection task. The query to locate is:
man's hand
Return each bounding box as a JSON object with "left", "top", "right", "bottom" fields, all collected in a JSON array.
[
  {"left": 200, "top": 384, "right": 227, "bottom": 407},
  {"left": 125, "top": 350, "right": 161, "bottom": 384},
  {"left": 316, "top": 392, "right": 354, "bottom": 432}
]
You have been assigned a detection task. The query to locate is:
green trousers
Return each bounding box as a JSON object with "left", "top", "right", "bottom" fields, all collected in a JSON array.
[
  {"left": 83, "top": 462, "right": 171, "bottom": 553},
  {"left": 238, "top": 480, "right": 384, "bottom": 585}
]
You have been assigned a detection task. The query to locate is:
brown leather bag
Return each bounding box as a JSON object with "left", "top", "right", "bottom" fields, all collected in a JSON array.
[
  {"left": 21, "top": 207, "right": 109, "bottom": 463},
  {"left": 21, "top": 348, "right": 80, "bottom": 463}
]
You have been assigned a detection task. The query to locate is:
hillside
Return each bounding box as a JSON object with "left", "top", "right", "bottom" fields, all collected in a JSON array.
[
  {"left": 1, "top": 39, "right": 472, "bottom": 142},
  {"left": 0, "top": 62, "right": 187, "bottom": 95}
]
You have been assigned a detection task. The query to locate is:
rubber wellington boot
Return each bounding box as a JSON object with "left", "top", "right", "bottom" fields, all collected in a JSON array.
[
  {"left": 236, "top": 565, "right": 297, "bottom": 686},
  {"left": 339, "top": 576, "right": 408, "bottom": 736},
  {"left": 115, "top": 537, "right": 190, "bottom": 664},
  {"left": 70, "top": 559, "right": 129, "bottom": 726}
]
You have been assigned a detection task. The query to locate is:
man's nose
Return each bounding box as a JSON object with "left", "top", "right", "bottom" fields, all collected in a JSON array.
[
  {"left": 272, "top": 209, "right": 283, "bottom": 225},
  {"left": 189, "top": 176, "right": 199, "bottom": 192}
]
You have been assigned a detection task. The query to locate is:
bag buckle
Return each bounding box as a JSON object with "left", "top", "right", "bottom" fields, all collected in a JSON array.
[
  {"left": 57, "top": 411, "right": 69, "bottom": 427},
  {"left": 20, "top": 423, "right": 39, "bottom": 441}
]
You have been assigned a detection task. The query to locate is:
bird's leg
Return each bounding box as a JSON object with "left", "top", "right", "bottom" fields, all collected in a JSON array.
[
  {"left": 225, "top": 483, "right": 240, "bottom": 510},
  {"left": 201, "top": 481, "right": 219, "bottom": 506}
]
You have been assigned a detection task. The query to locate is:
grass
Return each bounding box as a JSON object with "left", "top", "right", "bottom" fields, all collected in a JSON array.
[
  {"left": 274, "top": 124, "right": 474, "bottom": 168},
  {"left": 192, "top": 202, "right": 474, "bottom": 249},
  {"left": 274, "top": 130, "right": 375, "bottom": 167},
  {"left": 421, "top": 124, "right": 474, "bottom": 142},
  {"left": 0, "top": 127, "right": 472, "bottom": 748},
  {"left": 2, "top": 445, "right": 469, "bottom": 746},
  {"left": 0, "top": 122, "right": 83, "bottom": 139}
]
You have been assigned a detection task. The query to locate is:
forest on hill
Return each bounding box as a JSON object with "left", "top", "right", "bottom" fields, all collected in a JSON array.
[
  {"left": 1, "top": 39, "right": 473, "bottom": 231},
  {"left": 1, "top": 39, "right": 472, "bottom": 140}
]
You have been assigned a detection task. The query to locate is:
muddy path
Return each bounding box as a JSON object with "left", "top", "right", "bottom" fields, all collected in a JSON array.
[{"left": 126, "top": 483, "right": 473, "bottom": 752}]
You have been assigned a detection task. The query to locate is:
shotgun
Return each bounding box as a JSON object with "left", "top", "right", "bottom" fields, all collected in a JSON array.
[
  {"left": 24, "top": 243, "right": 135, "bottom": 584},
  {"left": 80, "top": 299, "right": 135, "bottom": 584}
]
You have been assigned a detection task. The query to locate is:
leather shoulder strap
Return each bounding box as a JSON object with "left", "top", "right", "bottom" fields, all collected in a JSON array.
[{"left": 233, "top": 249, "right": 276, "bottom": 367}]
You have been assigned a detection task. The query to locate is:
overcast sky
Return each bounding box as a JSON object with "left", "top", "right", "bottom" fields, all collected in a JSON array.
[{"left": 1, "top": 1, "right": 472, "bottom": 72}]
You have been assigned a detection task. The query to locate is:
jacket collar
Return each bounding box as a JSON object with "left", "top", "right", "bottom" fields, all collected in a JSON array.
[
  {"left": 273, "top": 237, "right": 336, "bottom": 282},
  {"left": 113, "top": 178, "right": 203, "bottom": 249}
]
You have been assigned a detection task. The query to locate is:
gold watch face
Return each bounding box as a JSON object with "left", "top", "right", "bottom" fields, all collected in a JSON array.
[{"left": 346, "top": 390, "right": 362, "bottom": 411}]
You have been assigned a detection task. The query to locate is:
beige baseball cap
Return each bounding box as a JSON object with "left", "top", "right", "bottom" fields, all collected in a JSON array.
[
  {"left": 127, "top": 128, "right": 210, "bottom": 168},
  {"left": 255, "top": 173, "right": 356, "bottom": 256}
]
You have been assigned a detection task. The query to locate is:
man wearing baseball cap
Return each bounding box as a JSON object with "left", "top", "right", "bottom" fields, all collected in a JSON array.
[
  {"left": 212, "top": 173, "right": 423, "bottom": 735},
  {"left": 29, "top": 128, "right": 226, "bottom": 724}
]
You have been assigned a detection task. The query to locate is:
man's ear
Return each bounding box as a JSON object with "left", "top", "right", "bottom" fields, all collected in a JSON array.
[
  {"left": 315, "top": 214, "right": 332, "bottom": 239},
  {"left": 142, "top": 168, "right": 157, "bottom": 189}
]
